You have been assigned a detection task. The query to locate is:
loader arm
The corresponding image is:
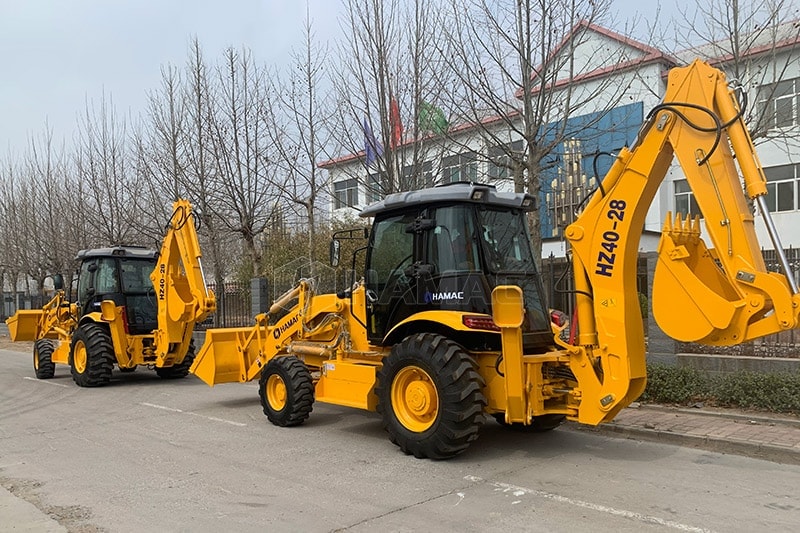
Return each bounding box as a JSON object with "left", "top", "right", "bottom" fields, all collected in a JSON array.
[
  {"left": 6, "top": 290, "right": 76, "bottom": 343},
  {"left": 151, "top": 199, "right": 217, "bottom": 365},
  {"left": 564, "top": 59, "right": 800, "bottom": 424}
]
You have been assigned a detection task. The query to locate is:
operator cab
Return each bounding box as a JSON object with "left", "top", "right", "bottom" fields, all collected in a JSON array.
[
  {"left": 74, "top": 246, "right": 158, "bottom": 335},
  {"left": 360, "top": 182, "right": 552, "bottom": 350}
]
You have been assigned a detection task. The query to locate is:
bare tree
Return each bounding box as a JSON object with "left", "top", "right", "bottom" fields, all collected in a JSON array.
[
  {"left": 670, "top": 0, "right": 800, "bottom": 144},
  {"left": 330, "top": 0, "right": 449, "bottom": 199},
  {"left": 0, "top": 158, "right": 31, "bottom": 307},
  {"left": 265, "top": 4, "right": 333, "bottom": 260},
  {"left": 22, "top": 127, "right": 76, "bottom": 281},
  {"left": 209, "top": 46, "right": 282, "bottom": 278},
  {"left": 74, "top": 91, "right": 141, "bottom": 246},
  {"left": 131, "top": 62, "right": 190, "bottom": 237},
  {"left": 438, "top": 0, "right": 637, "bottom": 262}
]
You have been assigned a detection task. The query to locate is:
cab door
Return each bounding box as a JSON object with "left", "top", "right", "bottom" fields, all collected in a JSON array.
[{"left": 364, "top": 210, "right": 420, "bottom": 342}]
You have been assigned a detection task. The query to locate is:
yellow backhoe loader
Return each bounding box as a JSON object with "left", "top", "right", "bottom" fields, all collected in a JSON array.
[
  {"left": 6, "top": 199, "right": 216, "bottom": 387},
  {"left": 191, "top": 60, "right": 800, "bottom": 458}
]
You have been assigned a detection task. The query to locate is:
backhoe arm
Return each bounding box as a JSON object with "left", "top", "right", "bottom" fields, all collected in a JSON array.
[
  {"left": 151, "top": 199, "right": 217, "bottom": 365},
  {"left": 564, "top": 59, "right": 800, "bottom": 424}
]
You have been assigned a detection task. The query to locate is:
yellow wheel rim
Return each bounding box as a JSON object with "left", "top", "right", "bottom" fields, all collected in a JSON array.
[
  {"left": 391, "top": 366, "right": 438, "bottom": 432},
  {"left": 266, "top": 374, "right": 287, "bottom": 411},
  {"left": 33, "top": 350, "right": 39, "bottom": 370},
  {"left": 74, "top": 341, "right": 87, "bottom": 374}
]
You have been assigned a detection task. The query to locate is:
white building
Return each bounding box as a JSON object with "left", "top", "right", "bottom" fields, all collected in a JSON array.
[{"left": 319, "top": 20, "right": 800, "bottom": 261}]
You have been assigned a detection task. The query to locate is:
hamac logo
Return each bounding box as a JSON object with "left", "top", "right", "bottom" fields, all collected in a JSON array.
[
  {"left": 424, "top": 291, "right": 464, "bottom": 304},
  {"left": 273, "top": 314, "right": 299, "bottom": 339}
]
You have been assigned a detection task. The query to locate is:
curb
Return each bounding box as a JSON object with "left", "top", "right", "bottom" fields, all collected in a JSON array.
[
  {"left": 634, "top": 403, "right": 800, "bottom": 429},
  {"left": 579, "top": 423, "right": 800, "bottom": 466}
]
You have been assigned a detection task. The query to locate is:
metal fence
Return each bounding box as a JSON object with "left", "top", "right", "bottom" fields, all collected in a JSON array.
[
  {"left": 5, "top": 247, "right": 800, "bottom": 357},
  {"left": 196, "top": 280, "right": 252, "bottom": 330},
  {"left": 542, "top": 254, "right": 649, "bottom": 323}
]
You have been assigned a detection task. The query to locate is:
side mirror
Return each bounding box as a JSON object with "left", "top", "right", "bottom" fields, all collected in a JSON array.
[
  {"left": 52, "top": 274, "right": 64, "bottom": 291},
  {"left": 330, "top": 239, "right": 341, "bottom": 268}
]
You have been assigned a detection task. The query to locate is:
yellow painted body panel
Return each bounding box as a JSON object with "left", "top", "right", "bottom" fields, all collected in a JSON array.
[
  {"left": 492, "top": 286, "right": 526, "bottom": 423},
  {"left": 6, "top": 310, "right": 43, "bottom": 342},
  {"left": 564, "top": 59, "right": 800, "bottom": 425},
  {"left": 51, "top": 342, "right": 70, "bottom": 365},
  {"left": 150, "top": 199, "right": 216, "bottom": 367},
  {"left": 315, "top": 360, "right": 379, "bottom": 411}
]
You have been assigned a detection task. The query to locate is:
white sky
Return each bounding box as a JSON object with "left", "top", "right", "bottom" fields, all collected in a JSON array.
[{"left": 0, "top": 0, "right": 680, "bottom": 156}]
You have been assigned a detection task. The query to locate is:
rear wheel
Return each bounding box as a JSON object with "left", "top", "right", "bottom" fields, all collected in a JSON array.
[
  {"left": 155, "top": 340, "right": 196, "bottom": 379},
  {"left": 33, "top": 339, "right": 56, "bottom": 379},
  {"left": 376, "top": 333, "right": 486, "bottom": 459},
  {"left": 493, "top": 413, "right": 566, "bottom": 432},
  {"left": 70, "top": 323, "right": 115, "bottom": 387},
  {"left": 259, "top": 356, "right": 314, "bottom": 427}
]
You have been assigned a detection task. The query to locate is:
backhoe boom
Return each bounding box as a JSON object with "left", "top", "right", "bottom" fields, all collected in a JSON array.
[{"left": 565, "top": 59, "right": 800, "bottom": 424}]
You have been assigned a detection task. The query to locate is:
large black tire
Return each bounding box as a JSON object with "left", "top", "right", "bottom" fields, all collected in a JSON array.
[
  {"left": 258, "top": 356, "right": 314, "bottom": 427},
  {"left": 33, "top": 339, "right": 56, "bottom": 379},
  {"left": 155, "top": 340, "right": 196, "bottom": 379},
  {"left": 493, "top": 413, "right": 566, "bottom": 432},
  {"left": 376, "top": 333, "right": 487, "bottom": 460},
  {"left": 70, "top": 323, "right": 115, "bottom": 387}
]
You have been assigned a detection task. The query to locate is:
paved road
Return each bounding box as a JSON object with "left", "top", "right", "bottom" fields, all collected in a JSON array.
[{"left": 2, "top": 345, "right": 799, "bottom": 533}]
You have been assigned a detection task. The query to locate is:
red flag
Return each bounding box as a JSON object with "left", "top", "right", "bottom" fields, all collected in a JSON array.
[{"left": 389, "top": 96, "right": 402, "bottom": 149}]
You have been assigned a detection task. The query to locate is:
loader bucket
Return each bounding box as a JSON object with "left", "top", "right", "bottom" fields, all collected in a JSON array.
[
  {"left": 190, "top": 327, "right": 255, "bottom": 386},
  {"left": 5, "top": 310, "right": 43, "bottom": 342}
]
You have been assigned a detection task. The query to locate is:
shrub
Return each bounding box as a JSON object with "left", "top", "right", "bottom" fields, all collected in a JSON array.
[
  {"left": 714, "top": 371, "right": 800, "bottom": 413},
  {"left": 640, "top": 363, "right": 800, "bottom": 414},
  {"left": 640, "top": 363, "right": 710, "bottom": 404}
]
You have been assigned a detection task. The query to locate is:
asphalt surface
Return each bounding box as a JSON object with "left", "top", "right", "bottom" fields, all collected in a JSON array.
[
  {"left": 2, "top": 321, "right": 799, "bottom": 531},
  {"left": 3, "top": 397, "right": 798, "bottom": 532}
]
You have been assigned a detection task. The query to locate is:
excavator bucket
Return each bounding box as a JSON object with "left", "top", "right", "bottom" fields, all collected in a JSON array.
[
  {"left": 190, "top": 327, "right": 257, "bottom": 386},
  {"left": 5, "top": 310, "right": 43, "bottom": 342}
]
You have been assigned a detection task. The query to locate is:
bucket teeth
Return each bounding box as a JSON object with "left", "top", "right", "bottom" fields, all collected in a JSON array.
[{"left": 662, "top": 212, "right": 701, "bottom": 244}]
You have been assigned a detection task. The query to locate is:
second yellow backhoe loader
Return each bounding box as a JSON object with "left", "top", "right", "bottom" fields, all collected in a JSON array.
[
  {"left": 190, "top": 59, "right": 800, "bottom": 459},
  {"left": 6, "top": 199, "right": 216, "bottom": 387}
]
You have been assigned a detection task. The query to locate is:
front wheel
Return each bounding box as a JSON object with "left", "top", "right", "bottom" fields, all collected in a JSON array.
[
  {"left": 70, "top": 323, "right": 115, "bottom": 387},
  {"left": 376, "top": 333, "right": 486, "bottom": 459},
  {"left": 258, "top": 356, "right": 314, "bottom": 427},
  {"left": 33, "top": 339, "right": 56, "bottom": 379}
]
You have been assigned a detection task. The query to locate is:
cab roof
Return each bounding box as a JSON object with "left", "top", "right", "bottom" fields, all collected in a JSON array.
[
  {"left": 358, "top": 182, "right": 535, "bottom": 218},
  {"left": 75, "top": 245, "right": 157, "bottom": 261}
]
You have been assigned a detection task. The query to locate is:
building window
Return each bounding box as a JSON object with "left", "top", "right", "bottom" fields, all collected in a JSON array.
[
  {"left": 487, "top": 141, "right": 524, "bottom": 181},
  {"left": 441, "top": 152, "right": 477, "bottom": 183},
  {"left": 757, "top": 78, "right": 800, "bottom": 130},
  {"left": 764, "top": 164, "right": 798, "bottom": 212},
  {"left": 366, "top": 173, "right": 384, "bottom": 204},
  {"left": 674, "top": 179, "right": 701, "bottom": 218},
  {"left": 401, "top": 162, "right": 433, "bottom": 190},
  {"left": 334, "top": 178, "right": 359, "bottom": 209}
]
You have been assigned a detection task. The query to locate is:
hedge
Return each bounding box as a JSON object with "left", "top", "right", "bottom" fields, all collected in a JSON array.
[{"left": 639, "top": 363, "right": 800, "bottom": 414}]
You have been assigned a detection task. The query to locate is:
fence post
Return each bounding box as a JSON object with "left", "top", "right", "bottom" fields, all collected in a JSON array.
[
  {"left": 642, "top": 251, "right": 677, "bottom": 365},
  {"left": 251, "top": 277, "right": 270, "bottom": 316}
]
